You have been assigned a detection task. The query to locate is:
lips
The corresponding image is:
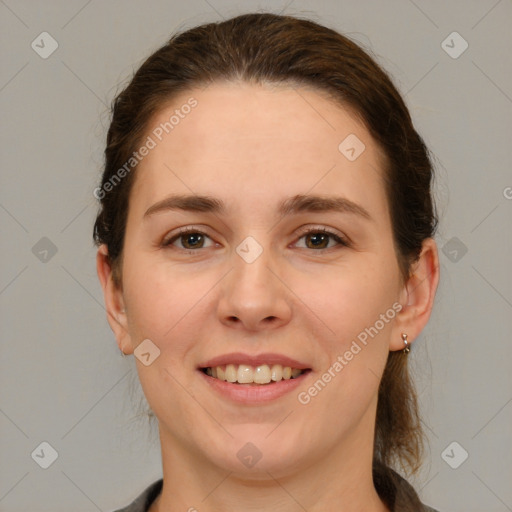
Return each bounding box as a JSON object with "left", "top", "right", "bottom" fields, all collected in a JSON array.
[
  {"left": 198, "top": 352, "right": 312, "bottom": 400},
  {"left": 198, "top": 352, "right": 311, "bottom": 370}
]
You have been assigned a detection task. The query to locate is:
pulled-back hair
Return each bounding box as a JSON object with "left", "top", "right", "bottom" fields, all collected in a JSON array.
[{"left": 93, "top": 11, "right": 437, "bottom": 493}]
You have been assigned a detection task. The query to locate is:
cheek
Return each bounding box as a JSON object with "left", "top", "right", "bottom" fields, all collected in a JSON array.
[
  {"left": 123, "top": 275, "right": 171, "bottom": 340},
  {"left": 295, "top": 274, "right": 396, "bottom": 433},
  {"left": 121, "top": 248, "right": 180, "bottom": 346},
  {"left": 304, "top": 262, "right": 398, "bottom": 418},
  {"left": 121, "top": 252, "right": 220, "bottom": 356},
  {"left": 294, "top": 259, "right": 399, "bottom": 347}
]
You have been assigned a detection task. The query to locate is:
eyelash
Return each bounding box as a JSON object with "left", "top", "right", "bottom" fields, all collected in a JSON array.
[{"left": 161, "top": 226, "right": 350, "bottom": 253}]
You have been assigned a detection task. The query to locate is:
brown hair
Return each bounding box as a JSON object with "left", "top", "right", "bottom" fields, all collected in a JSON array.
[{"left": 93, "top": 11, "right": 437, "bottom": 495}]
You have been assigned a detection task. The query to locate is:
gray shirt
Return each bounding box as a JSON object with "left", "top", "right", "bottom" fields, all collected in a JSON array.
[{"left": 112, "top": 468, "right": 440, "bottom": 512}]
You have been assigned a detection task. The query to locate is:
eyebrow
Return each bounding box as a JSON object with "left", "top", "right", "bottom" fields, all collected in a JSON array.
[{"left": 143, "top": 193, "right": 372, "bottom": 221}]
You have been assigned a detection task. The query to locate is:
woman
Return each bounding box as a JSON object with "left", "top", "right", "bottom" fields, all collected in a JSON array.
[{"left": 94, "top": 12, "right": 440, "bottom": 512}]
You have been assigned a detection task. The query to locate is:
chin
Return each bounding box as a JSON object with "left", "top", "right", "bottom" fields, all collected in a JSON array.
[{"left": 205, "top": 426, "right": 307, "bottom": 478}]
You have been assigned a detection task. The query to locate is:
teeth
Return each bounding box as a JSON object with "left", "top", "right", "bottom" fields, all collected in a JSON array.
[
  {"left": 204, "top": 364, "right": 305, "bottom": 384},
  {"left": 254, "top": 364, "right": 271, "bottom": 384},
  {"left": 237, "top": 364, "right": 254, "bottom": 384},
  {"left": 216, "top": 366, "right": 225, "bottom": 381},
  {"left": 270, "top": 364, "right": 282, "bottom": 381},
  {"left": 225, "top": 364, "right": 237, "bottom": 383}
]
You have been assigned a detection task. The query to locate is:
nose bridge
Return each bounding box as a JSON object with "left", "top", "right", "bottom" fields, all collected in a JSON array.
[
  {"left": 216, "top": 232, "right": 292, "bottom": 329},
  {"left": 235, "top": 236, "right": 273, "bottom": 287},
  {"left": 232, "top": 233, "right": 278, "bottom": 300}
]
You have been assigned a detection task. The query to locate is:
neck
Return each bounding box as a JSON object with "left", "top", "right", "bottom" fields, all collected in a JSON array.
[{"left": 150, "top": 415, "right": 389, "bottom": 512}]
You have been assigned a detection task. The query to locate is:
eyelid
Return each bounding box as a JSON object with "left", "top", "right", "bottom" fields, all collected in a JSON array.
[
  {"left": 161, "top": 225, "right": 351, "bottom": 251},
  {"left": 293, "top": 225, "right": 351, "bottom": 248},
  {"left": 161, "top": 225, "right": 214, "bottom": 247}
]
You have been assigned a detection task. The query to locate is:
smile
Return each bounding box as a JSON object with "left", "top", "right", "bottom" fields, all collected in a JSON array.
[{"left": 202, "top": 364, "right": 308, "bottom": 385}]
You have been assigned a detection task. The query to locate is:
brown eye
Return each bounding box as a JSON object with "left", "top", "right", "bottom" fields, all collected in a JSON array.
[
  {"left": 162, "top": 229, "right": 214, "bottom": 251},
  {"left": 305, "top": 232, "right": 330, "bottom": 249},
  {"left": 179, "top": 232, "right": 205, "bottom": 249},
  {"left": 295, "top": 228, "right": 349, "bottom": 250}
]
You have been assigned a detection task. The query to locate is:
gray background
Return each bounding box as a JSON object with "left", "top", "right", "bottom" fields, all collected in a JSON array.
[{"left": 1, "top": 0, "right": 511, "bottom": 511}]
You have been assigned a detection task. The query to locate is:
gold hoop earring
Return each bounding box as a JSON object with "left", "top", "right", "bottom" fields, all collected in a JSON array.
[{"left": 402, "top": 333, "right": 410, "bottom": 354}]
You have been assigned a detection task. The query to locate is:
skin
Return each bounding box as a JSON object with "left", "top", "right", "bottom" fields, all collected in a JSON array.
[{"left": 97, "top": 81, "right": 439, "bottom": 512}]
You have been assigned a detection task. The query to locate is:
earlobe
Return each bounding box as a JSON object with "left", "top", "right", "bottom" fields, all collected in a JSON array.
[
  {"left": 390, "top": 238, "right": 440, "bottom": 351},
  {"left": 96, "top": 245, "right": 134, "bottom": 355}
]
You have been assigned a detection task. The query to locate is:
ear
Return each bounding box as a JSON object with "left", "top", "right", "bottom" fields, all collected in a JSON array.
[
  {"left": 389, "top": 238, "right": 440, "bottom": 351},
  {"left": 96, "top": 244, "right": 134, "bottom": 355}
]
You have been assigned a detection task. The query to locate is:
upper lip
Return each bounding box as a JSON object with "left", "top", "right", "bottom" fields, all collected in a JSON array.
[{"left": 199, "top": 352, "right": 311, "bottom": 370}]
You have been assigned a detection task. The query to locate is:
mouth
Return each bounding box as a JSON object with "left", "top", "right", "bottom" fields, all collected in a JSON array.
[
  {"left": 197, "top": 352, "right": 312, "bottom": 402},
  {"left": 200, "top": 364, "right": 311, "bottom": 385}
]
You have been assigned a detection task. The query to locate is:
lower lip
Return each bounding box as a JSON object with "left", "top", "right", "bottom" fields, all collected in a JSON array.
[{"left": 198, "top": 369, "right": 311, "bottom": 404}]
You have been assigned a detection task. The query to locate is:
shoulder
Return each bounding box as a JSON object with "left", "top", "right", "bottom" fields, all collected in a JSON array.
[
  {"left": 373, "top": 462, "right": 440, "bottom": 512},
  {"left": 110, "top": 479, "right": 163, "bottom": 512},
  {"left": 110, "top": 473, "right": 442, "bottom": 512}
]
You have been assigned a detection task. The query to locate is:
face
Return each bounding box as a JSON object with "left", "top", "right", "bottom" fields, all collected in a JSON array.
[{"left": 104, "top": 82, "right": 412, "bottom": 478}]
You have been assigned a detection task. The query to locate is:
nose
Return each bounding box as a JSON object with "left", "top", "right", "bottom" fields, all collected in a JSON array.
[{"left": 216, "top": 240, "right": 292, "bottom": 332}]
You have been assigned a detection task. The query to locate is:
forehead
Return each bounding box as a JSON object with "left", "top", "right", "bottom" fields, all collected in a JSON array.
[
  {"left": 130, "top": 81, "right": 388, "bottom": 219},
  {"left": 147, "top": 81, "right": 371, "bottom": 161}
]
